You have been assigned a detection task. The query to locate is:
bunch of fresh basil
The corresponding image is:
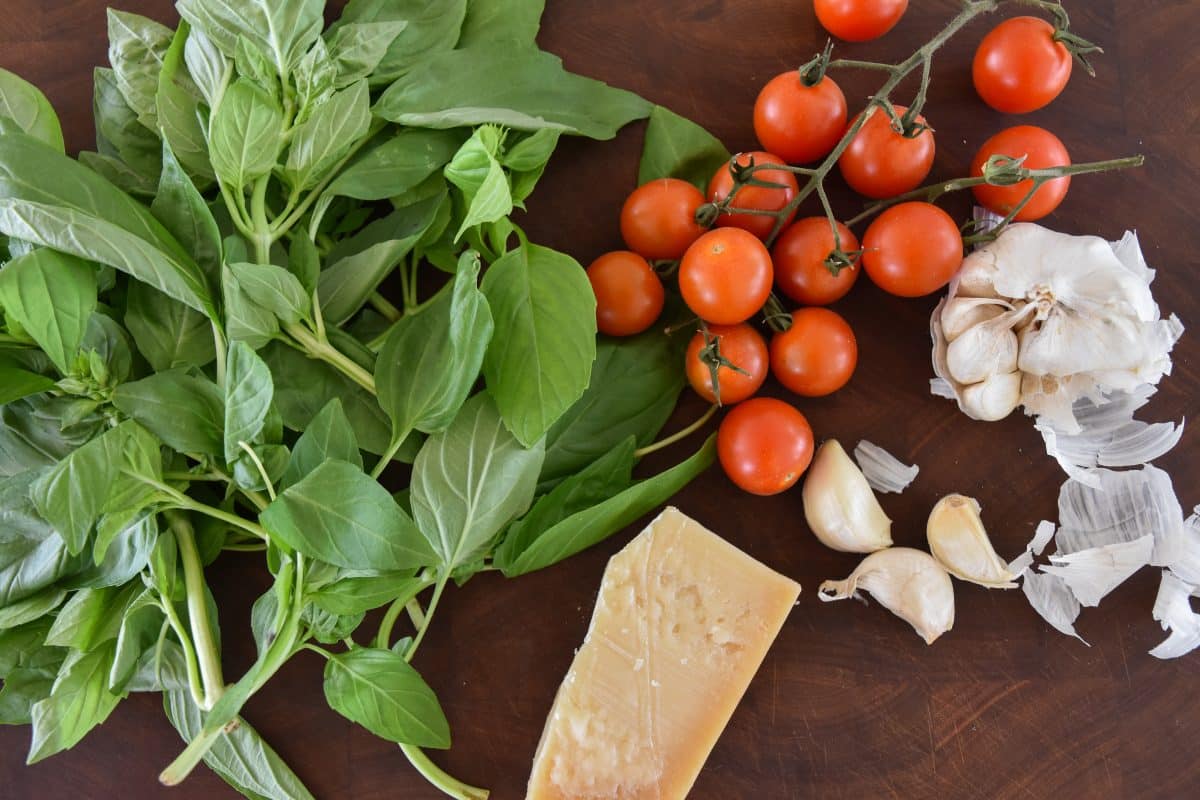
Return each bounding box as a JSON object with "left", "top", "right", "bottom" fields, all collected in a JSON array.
[{"left": 0, "top": 1, "right": 721, "bottom": 797}]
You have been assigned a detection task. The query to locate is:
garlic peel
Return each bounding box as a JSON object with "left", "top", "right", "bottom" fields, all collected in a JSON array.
[
  {"left": 1149, "top": 571, "right": 1200, "bottom": 659},
  {"left": 1042, "top": 535, "right": 1154, "bottom": 607},
  {"left": 927, "top": 494, "right": 1017, "bottom": 589},
  {"left": 819, "top": 548, "right": 954, "bottom": 644},
  {"left": 802, "top": 439, "right": 892, "bottom": 553},
  {"left": 1021, "top": 568, "right": 1088, "bottom": 645},
  {"left": 1007, "top": 520, "right": 1056, "bottom": 575},
  {"left": 852, "top": 440, "right": 918, "bottom": 495}
]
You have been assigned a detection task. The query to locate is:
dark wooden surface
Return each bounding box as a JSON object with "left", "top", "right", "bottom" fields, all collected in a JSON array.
[{"left": 2, "top": 1, "right": 1199, "bottom": 798}]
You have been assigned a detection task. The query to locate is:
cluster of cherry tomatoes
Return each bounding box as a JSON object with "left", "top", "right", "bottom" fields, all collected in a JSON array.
[{"left": 587, "top": 0, "right": 1085, "bottom": 496}]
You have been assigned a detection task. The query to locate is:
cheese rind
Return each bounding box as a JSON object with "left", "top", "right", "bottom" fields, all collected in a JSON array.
[{"left": 526, "top": 507, "right": 801, "bottom": 800}]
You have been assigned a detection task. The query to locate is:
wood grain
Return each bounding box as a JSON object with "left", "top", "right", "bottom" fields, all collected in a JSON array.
[{"left": 1, "top": 1, "right": 1198, "bottom": 798}]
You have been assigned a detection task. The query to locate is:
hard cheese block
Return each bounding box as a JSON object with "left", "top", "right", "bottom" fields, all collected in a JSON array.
[{"left": 526, "top": 506, "right": 801, "bottom": 799}]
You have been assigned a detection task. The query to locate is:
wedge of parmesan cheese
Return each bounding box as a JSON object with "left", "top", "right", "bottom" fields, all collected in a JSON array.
[{"left": 526, "top": 507, "right": 800, "bottom": 799}]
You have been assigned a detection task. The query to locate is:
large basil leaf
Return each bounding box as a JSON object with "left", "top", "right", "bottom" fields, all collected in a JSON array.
[
  {"left": 44, "top": 583, "right": 140, "bottom": 651},
  {"left": 71, "top": 514, "right": 156, "bottom": 591},
  {"left": 540, "top": 330, "right": 686, "bottom": 489},
  {"left": 0, "top": 248, "right": 97, "bottom": 375},
  {"left": 109, "top": 588, "right": 163, "bottom": 693},
  {"left": 410, "top": 392, "right": 543, "bottom": 570},
  {"left": 228, "top": 262, "right": 309, "bottom": 325},
  {"left": 502, "top": 435, "right": 717, "bottom": 576},
  {"left": 0, "top": 358, "right": 54, "bottom": 405},
  {"left": 0, "top": 472, "right": 76, "bottom": 607},
  {"left": 112, "top": 371, "right": 224, "bottom": 457},
  {"left": 224, "top": 342, "right": 274, "bottom": 464},
  {"left": 152, "top": 141, "right": 221, "bottom": 285},
  {"left": 260, "top": 460, "right": 434, "bottom": 570},
  {"left": 0, "top": 396, "right": 106, "bottom": 478},
  {"left": 261, "top": 341, "right": 393, "bottom": 456},
  {"left": 286, "top": 79, "right": 371, "bottom": 191},
  {"left": 123, "top": 283, "right": 216, "bottom": 371},
  {"left": 323, "top": 647, "right": 449, "bottom": 748},
  {"left": 280, "top": 398, "right": 362, "bottom": 490},
  {"left": 376, "top": 251, "right": 493, "bottom": 448},
  {"left": 93, "top": 67, "right": 160, "bottom": 184},
  {"left": 222, "top": 264, "right": 279, "bottom": 348},
  {"left": 106, "top": 9, "right": 172, "bottom": 129},
  {"left": 480, "top": 243, "right": 596, "bottom": 447},
  {"left": 375, "top": 44, "right": 651, "bottom": 140},
  {"left": 334, "top": 0, "right": 466, "bottom": 85},
  {"left": 309, "top": 572, "right": 421, "bottom": 616},
  {"left": 318, "top": 191, "right": 443, "bottom": 325},
  {"left": 0, "top": 618, "right": 55, "bottom": 678},
  {"left": 209, "top": 79, "right": 282, "bottom": 189},
  {"left": 158, "top": 23, "right": 215, "bottom": 181},
  {"left": 27, "top": 643, "right": 123, "bottom": 763},
  {"left": 0, "top": 68, "right": 64, "bottom": 151},
  {"left": 457, "top": 0, "right": 544, "bottom": 47},
  {"left": 0, "top": 657, "right": 61, "bottom": 724},
  {"left": 177, "top": 0, "right": 323, "bottom": 75},
  {"left": 324, "top": 21, "right": 407, "bottom": 87},
  {"left": 183, "top": 27, "right": 229, "bottom": 108},
  {"left": 0, "top": 587, "right": 66, "bottom": 630},
  {"left": 638, "top": 104, "right": 731, "bottom": 189},
  {"left": 77, "top": 150, "right": 157, "bottom": 198},
  {"left": 321, "top": 128, "right": 465, "bottom": 204}
]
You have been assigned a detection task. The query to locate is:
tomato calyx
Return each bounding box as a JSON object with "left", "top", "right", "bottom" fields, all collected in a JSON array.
[
  {"left": 823, "top": 247, "right": 861, "bottom": 277},
  {"left": 1039, "top": 2, "right": 1103, "bottom": 76},
  {"left": 696, "top": 323, "right": 751, "bottom": 407},
  {"left": 762, "top": 293, "right": 793, "bottom": 334},
  {"left": 797, "top": 40, "right": 836, "bottom": 87}
]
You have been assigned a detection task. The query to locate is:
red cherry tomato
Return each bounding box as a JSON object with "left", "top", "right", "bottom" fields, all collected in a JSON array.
[
  {"left": 973, "top": 17, "right": 1073, "bottom": 114},
  {"left": 619, "top": 178, "right": 707, "bottom": 260},
  {"left": 586, "top": 251, "right": 665, "bottom": 336},
  {"left": 678, "top": 228, "right": 774, "bottom": 325},
  {"left": 839, "top": 106, "right": 935, "bottom": 199},
  {"left": 772, "top": 217, "right": 861, "bottom": 306},
  {"left": 718, "top": 397, "right": 815, "bottom": 496},
  {"left": 707, "top": 151, "right": 799, "bottom": 240},
  {"left": 861, "top": 202, "right": 963, "bottom": 297},
  {"left": 753, "top": 71, "right": 848, "bottom": 164},
  {"left": 814, "top": 0, "right": 909, "bottom": 42},
  {"left": 685, "top": 323, "right": 769, "bottom": 406},
  {"left": 770, "top": 308, "right": 858, "bottom": 397},
  {"left": 970, "top": 125, "right": 1071, "bottom": 221}
]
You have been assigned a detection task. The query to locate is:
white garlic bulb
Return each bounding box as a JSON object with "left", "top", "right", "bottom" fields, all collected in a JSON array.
[
  {"left": 818, "top": 548, "right": 955, "bottom": 644},
  {"left": 926, "top": 494, "right": 1017, "bottom": 589},
  {"left": 802, "top": 439, "right": 893, "bottom": 553},
  {"left": 931, "top": 224, "right": 1183, "bottom": 433}
]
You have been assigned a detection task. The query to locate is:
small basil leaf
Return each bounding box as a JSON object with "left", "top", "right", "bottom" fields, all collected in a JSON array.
[
  {"left": 0, "top": 248, "right": 97, "bottom": 375},
  {"left": 323, "top": 647, "right": 449, "bottom": 748},
  {"left": 112, "top": 370, "right": 224, "bottom": 457},
  {"left": 0, "top": 67, "right": 64, "bottom": 151},
  {"left": 208, "top": 79, "right": 282, "bottom": 189},
  {"left": 224, "top": 341, "right": 275, "bottom": 464},
  {"left": 280, "top": 398, "right": 362, "bottom": 490}
]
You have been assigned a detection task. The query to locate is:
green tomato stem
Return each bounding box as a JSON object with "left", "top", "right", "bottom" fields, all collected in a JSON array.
[{"left": 633, "top": 405, "right": 718, "bottom": 459}]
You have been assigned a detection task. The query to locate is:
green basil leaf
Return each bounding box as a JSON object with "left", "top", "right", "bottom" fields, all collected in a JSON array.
[
  {"left": 457, "top": 0, "right": 544, "bottom": 47},
  {"left": 108, "top": 587, "right": 163, "bottom": 693},
  {"left": 325, "top": 21, "right": 407, "bottom": 87},
  {"left": 302, "top": 605, "right": 364, "bottom": 644},
  {"left": 504, "top": 434, "right": 716, "bottom": 576},
  {"left": 228, "top": 262, "right": 309, "bottom": 325},
  {"left": 183, "top": 26, "right": 229, "bottom": 108},
  {"left": 75, "top": 513, "right": 156, "bottom": 591},
  {"left": 0, "top": 67, "right": 64, "bottom": 151},
  {"left": 280, "top": 398, "right": 362, "bottom": 490},
  {"left": 309, "top": 572, "right": 420, "bottom": 616},
  {"left": 159, "top": 23, "right": 215, "bottom": 181},
  {"left": 105, "top": 9, "right": 172, "bottom": 129},
  {"left": 261, "top": 341, "right": 393, "bottom": 457},
  {"left": 334, "top": 0, "right": 466, "bottom": 85},
  {"left": 152, "top": 140, "right": 222, "bottom": 285},
  {"left": 222, "top": 264, "right": 279, "bottom": 348},
  {"left": 0, "top": 661, "right": 60, "bottom": 724},
  {"left": 27, "top": 644, "right": 123, "bottom": 763},
  {"left": 0, "top": 472, "right": 77, "bottom": 606},
  {"left": 112, "top": 371, "right": 224, "bottom": 457},
  {"left": 377, "top": 251, "right": 493, "bottom": 449},
  {"left": 287, "top": 234, "right": 320, "bottom": 297},
  {"left": 0, "top": 397, "right": 106, "bottom": 478},
  {"left": 44, "top": 583, "right": 140, "bottom": 651},
  {"left": 0, "top": 617, "right": 55, "bottom": 677},
  {"left": 540, "top": 329, "right": 686, "bottom": 489},
  {"left": 495, "top": 436, "right": 636, "bottom": 571},
  {"left": 638, "top": 104, "right": 731, "bottom": 189},
  {"left": 323, "top": 129, "right": 465, "bottom": 206},
  {"left": 0, "top": 249, "right": 96, "bottom": 375},
  {"left": 93, "top": 67, "right": 161, "bottom": 184},
  {"left": 209, "top": 79, "right": 282, "bottom": 189},
  {"left": 410, "top": 392, "right": 543, "bottom": 570},
  {"left": 375, "top": 44, "right": 651, "bottom": 140},
  {"left": 123, "top": 283, "right": 216, "bottom": 372},
  {"left": 76, "top": 150, "right": 157, "bottom": 197},
  {"left": 323, "top": 647, "right": 449, "bottom": 748},
  {"left": 0, "top": 359, "right": 54, "bottom": 405},
  {"left": 502, "top": 128, "right": 560, "bottom": 172},
  {"left": 0, "top": 587, "right": 66, "bottom": 630},
  {"left": 80, "top": 313, "right": 133, "bottom": 385},
  {"left": 286, "top": 80, "right": 371, "bottom": 191},
  {"left": 235, "top": 37, "right": 279, "bottom": 98},
  {"left": 176, "top": 0, "right": 323, "bottom": 75},
  {"left": 224, "top": 341, "right": 274, "bottom": 464},
  {"left": 260, "top": 460, "right": 435, "bottom": 570},
  {"left": 444, "top": 126, "right": 512, "bottom": 238},
  {"left": 480, "top": 243, "right": 596, "bottom": 447},
  {"left": 318, "top": 191, "right": 444, "bottom": 325}
]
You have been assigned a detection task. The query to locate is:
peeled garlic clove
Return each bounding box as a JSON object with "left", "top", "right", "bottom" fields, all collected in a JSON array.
[
  {"left": 940, "top": 297, "right": 1012, "bottom": 342},
  {"left": 927, "top": 494, "right": 1018, "bottom": 589},
  {"left": 802, "top": 439, "right": 892, "bottom": 553},
  {"left": 818, "top": 548, "right": 954, "bottom": 644},
  {"left": 960, "top": 370, "right": 1021, "bottom": 421}
]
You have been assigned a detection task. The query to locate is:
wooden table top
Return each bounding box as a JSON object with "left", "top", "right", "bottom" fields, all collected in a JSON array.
[{"left": 2, "top": 1, "right": 1198, "bottom": 798}]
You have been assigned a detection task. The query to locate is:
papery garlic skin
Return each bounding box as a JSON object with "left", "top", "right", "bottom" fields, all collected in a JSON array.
[
  {"left": 818, "top": 548, "right": 954, "bottom": 644},
  {"left": 802, "top": 439, "right": 893, "bottom": 553},
  {"left": 930, "top": 224, "right": 1183, "bottom": 432},
  {"left": 927, "top": 494, "right": 1018, "bottom": 589}
]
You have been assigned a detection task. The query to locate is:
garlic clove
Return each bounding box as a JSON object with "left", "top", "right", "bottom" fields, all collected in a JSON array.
[
  {"left": 960, "top": 370, "right": 1021, "bottom": 421},
  {"left": 818, "top": 548, "right": 954, "bottom": 644},
  {"left": 947, "top": 323, "right": 1018, "bottom": 384},
  {"left": 940, "top": 296, "right": 1012, "bottom": 342},
  {"left": 927, "top": 494, "right": 1018, "bottom": 589},
  {"left": 954, "top": 251, "right": 1001, "bottom": 298},
  {"left": 802, "top": 439, "right": 893, "bottom": 553}
]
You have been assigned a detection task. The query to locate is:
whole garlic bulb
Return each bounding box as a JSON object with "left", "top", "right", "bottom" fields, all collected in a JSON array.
[
  {"left": 818, "top": 548, "right": 955, "bottom": 644},
  {"left": 931, "top": 224, "right": 1183, "bottom": 432},
  {"left": 802, "top": 439, "right": 893, "bottom": 553},
  {"left": 926, "top": 494, "right": 1017, "bottom": 589}
]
